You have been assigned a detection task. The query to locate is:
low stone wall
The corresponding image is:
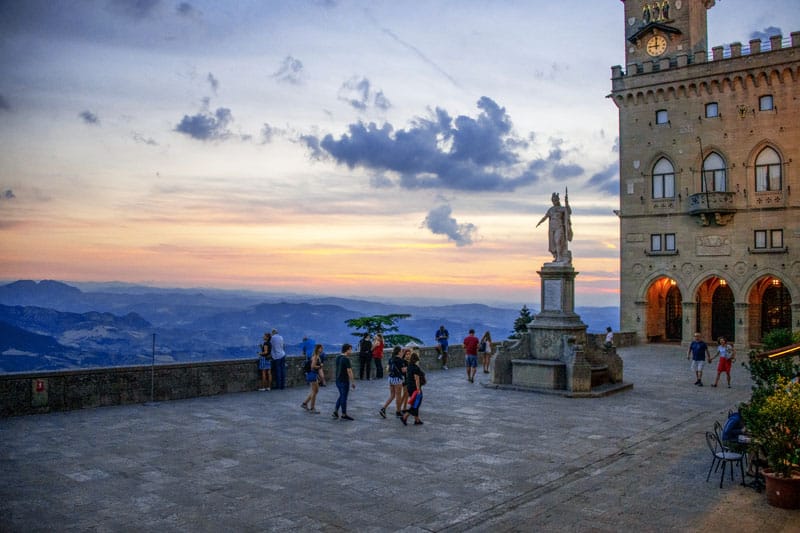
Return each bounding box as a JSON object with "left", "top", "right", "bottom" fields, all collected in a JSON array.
[
  {"left": 586, "top": 331, "right": 637, "bottom": 350},
  {"left": 0, "top": 345, "right": 470, "bottom": 417}
]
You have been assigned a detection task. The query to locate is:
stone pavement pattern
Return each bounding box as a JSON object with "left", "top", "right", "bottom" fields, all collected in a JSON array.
[{"left": 1, "top": 344, "right": 799, "bottom": 532}]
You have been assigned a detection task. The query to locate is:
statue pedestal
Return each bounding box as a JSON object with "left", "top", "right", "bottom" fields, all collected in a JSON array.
[
  {"left": 510, "top": 263, "right": 592, "bottom": 393},
  {"left": 529, "top": 263, "right": 587, "bottom": 361}
]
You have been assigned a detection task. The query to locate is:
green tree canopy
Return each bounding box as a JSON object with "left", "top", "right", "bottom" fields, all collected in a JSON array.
[{"left": 345, "top": 314, "right": 422, "bottom": 347}]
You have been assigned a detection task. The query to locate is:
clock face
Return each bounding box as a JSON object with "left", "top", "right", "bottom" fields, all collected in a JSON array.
[{"left": 646, "top": 35, "right": 667, "bottom": 56}]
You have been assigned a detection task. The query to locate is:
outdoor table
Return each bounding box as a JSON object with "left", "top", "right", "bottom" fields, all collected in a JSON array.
[{"left": 739, "top": 434, "right": 766, "bottom": 492}]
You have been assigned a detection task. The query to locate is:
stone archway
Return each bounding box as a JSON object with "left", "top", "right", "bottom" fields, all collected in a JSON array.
[
  {"left": 645, "top": 277, "right": 681, "bottom": 342},
  {"left": 694, "top": 276, "right": 731, "bottom": 343},
  {"left": 748, "top": 276, "right": 792, "bottom": 344},
  {"left": 711, "top": 282, "right": 735, "bottom": 342}
]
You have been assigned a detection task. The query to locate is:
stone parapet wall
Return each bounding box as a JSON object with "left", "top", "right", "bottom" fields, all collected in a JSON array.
[{"left": 0, "top": 344, "right": 470, "bottom": 417}]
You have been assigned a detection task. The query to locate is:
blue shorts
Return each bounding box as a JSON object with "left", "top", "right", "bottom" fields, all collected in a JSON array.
[
  {"left": 305, "top": 371, "right": 319, "bottom": 384},
  {"left": 466, "top": 355, "right": 478, "bottom": 368},
  {"left": 258, "top": 357, "right": 272, "bottom": 370}
]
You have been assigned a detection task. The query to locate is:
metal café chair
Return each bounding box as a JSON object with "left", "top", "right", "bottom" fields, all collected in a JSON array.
[{"left": 705, "top": 431, "right": 746, "bottom": 488}]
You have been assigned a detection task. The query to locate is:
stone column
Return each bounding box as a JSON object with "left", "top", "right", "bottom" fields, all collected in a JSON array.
[{"left": 735, "top": 302, "right": 750, "bottom": 349}]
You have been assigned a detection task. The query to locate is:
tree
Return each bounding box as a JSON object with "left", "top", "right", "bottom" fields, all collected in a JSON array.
[
  {"left": 511, "top": 305, "right": 534, "bottom": 338},
  {"left": 344, "top": 314, "right": 422, "bottom": 347}
]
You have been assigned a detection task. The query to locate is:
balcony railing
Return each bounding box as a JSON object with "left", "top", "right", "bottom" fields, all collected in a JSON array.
[{"left": 687, "top": 191, "right": 736, "bottom": 226}]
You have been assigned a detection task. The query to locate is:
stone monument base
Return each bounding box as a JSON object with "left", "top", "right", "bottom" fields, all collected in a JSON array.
[{"left": 511, "top": 358, "right": 565, "bottom": 389}]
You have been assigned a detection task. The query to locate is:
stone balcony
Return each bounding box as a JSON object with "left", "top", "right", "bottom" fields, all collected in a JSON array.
[{"left": 687, "top": 191, "right": 736, "bottom": 226}]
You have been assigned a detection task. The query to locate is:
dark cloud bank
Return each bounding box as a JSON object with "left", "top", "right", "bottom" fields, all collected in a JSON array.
[
  {"left": 302, "top": 96, "right": 587, "bottom": 193},
  {"left": 301, "top": 96, "right": 620, "bottom": 246}
]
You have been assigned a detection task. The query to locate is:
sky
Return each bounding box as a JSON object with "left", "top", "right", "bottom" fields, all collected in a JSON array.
[{"left": 1, "top": 0, "right": 798, "bottom": 308}]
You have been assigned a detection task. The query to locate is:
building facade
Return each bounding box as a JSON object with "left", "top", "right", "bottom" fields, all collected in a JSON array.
[{"left": 611, "top": 0, "right": 799, "bottom": 348}]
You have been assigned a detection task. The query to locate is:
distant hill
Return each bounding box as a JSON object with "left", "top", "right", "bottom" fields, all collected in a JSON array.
[{"left": 0, "top": 280, "right": 618, "bottom": 373}]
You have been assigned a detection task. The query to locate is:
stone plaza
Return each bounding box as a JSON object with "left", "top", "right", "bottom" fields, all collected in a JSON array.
[{"left": 1, "top": 344, "right": 798, "bottom": 532}]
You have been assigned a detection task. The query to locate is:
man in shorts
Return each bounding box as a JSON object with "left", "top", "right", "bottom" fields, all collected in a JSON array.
[
  {"left": 687, "top": 332, "right": 710, "bottom": 386},
  {"left": 463, "top": 329, "right": 479, "bottom": 383}
]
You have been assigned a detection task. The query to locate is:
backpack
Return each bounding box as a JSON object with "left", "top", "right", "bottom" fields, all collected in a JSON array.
[
  {"left": 302, "top": 357, "right": 312, "bottom": 373},
  {"left": 419, "top": 370, "right": 427, "bottom": 386},
  {"left": 479, "top": 341, "right": 486, "bottom": 352}
]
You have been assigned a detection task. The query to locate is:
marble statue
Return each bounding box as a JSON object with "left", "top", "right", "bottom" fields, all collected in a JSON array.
[{"left": 536, "top": 190, "right": 572, "bottom": 264}]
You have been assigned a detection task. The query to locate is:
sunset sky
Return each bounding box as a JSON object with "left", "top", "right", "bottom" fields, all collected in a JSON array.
[{"left": 1, "top": 0, "right": 798, "bottom": 307}]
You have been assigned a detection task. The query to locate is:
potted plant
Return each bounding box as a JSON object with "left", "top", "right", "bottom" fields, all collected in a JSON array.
[{"left": 741, "top": 376, "right": 800, "bottom": 508}]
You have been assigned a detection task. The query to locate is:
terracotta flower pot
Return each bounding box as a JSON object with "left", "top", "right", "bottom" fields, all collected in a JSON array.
[{"left": 763, "top": 469, "right": 800, "bottom": 509}]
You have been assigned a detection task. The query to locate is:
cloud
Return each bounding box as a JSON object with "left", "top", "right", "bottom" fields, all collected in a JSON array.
[
  {"left": 552, "top": 163, "right": 583, "bottom": 179},
  {"left": 174, "top": 105, "right": 233, "bottom": 141},
  {"left": 749, "top": 26, "right": 782, "bottom": 43},
  {"left": 0, "top": 94, "right": 9, "bottom": 111},
  {"left": 207, "top": 72, "right": 219, "bottom": 94},
  {"left": 373, "top": 90, "right": 391, "bottom": 110},
  {"left": 176, "top": 2, "right": 198, "bottom": 17},
  {"left": 109, "top": 0, "right": 161, "bottom": 19},
  {"left": 337, "top": 77, "right": 391, "bottom": 112},
  {"left": 423, "top": 203, "right": 476, "bottom": 247},
  {"left": 273, "top": 56, "right": 304, "bottom": 85},
  {"left": 303, "top": 96, "right": 557, "bottom": 192},
  {"left": 337, "top": 77, "right": 370, "bottom": 111},
  {"left": 132, "top": 132, "right": 158, "bottom": 146},
  {"left": 261, "top": 124, "right": 275, "bottom": 144},
  {"left": 1, "top": 189, "right": 15, "bottom": 200},
  {"left": 79, "top": 110, "right": 100, "bottom": 125},
  {"left": 586, "top": 162, "right": 619, "bottom": 195}
]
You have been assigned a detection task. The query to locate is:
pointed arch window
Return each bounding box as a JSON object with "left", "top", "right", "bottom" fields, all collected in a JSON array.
[
  {"left": 652, "top": 158, "right": 675, "bottom": 199},
  {"left": 755, "top": 147, "right": 782, "bottom": 192},
  {"left": 702, "top": 152, "right": 727, "bottom": 192}
]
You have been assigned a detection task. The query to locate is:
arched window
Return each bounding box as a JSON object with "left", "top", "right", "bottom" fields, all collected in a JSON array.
[
  {"left": 702, "top": 152, "right": 726, "bottom": 192},
  {"left": 755, "top": 147, "right": 782, "bottom": 192},
  {"left": 652, "top": 158, "right": 675, "bottom": 199}
]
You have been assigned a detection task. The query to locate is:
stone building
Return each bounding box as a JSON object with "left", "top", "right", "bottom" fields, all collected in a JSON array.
[{"left": 610, "top": 0, "right": 799, "bottom": 348}]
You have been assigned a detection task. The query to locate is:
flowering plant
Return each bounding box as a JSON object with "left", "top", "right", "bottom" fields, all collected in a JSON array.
[{"left": 741, "top": 377, "right": 800, "bottom": 478}]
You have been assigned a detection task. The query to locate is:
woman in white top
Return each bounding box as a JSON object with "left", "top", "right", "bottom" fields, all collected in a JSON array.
[{"left": 480, "top": 331, "right": 493, "bottom": 374}]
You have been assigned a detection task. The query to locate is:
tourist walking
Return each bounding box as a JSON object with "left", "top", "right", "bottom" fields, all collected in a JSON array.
[
  {"left": 687, "top": 332, "right": 710, "bottom": 386},
  {"left": 333, "top": 343, "right": 356, "bottom": 421},
  {"left": 401, "top": 351, "right": 425, "bottom": 426},
  {"left": 400, "top": 347, "right": 411, "bottom": 411},
  {"left": 271, "top": 329, "right": 286, "bottom": 389},
  {"left": 710, "top": 337, "right": 736, "bottom": 388},
  {"left": 479, "top": 331, "right": 493, "bottom": 374},
  {"left": 258, "top": 332, "right": 272, "bottom": 391},
  {"left": 435, "top": 325, "right": 449, "bottom": 370},
  {"left": 372, "top": 333, "right": 385, "bottom": 379},
  {"left": 358, "top": 333, "right": 372, "bottom": 380},
  {"left": 301, "top": 344, "right": 324, "bottom": 413},
  {"left": 380, "top": 346, "right": 406, "bottom": 418},
  {"left": 463, "top": 329, "right": 479, "bottom": 383}
]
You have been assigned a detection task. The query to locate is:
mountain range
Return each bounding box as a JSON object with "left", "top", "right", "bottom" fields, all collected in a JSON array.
[{"left": 0, "top": 280, "right": 618, "bottom": 373}]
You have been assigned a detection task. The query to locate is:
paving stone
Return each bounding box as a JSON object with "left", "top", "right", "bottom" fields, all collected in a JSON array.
[{"left": 1, "top": 344, "right": 798, "bottom": 531}]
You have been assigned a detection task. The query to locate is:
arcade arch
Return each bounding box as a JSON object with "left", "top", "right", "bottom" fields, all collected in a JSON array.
[
  {"left": 748, "top": 276, "right": 792, "bottom": 344},
  {"left": 644, "top": 276, "right": 682, "bottom": 342}
]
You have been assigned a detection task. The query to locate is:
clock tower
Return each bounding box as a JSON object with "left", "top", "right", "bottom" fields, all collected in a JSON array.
[
  {"left": 611, "top": 1, "right": 800, "bottom": 348},
  {"left": 622, "top": 0, "right": 714, "bottom": 66}
]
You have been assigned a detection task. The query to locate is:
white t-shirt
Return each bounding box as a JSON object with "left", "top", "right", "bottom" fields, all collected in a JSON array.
[{"left": 271, "top": 334, "right": 285, "bottom": 359}]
